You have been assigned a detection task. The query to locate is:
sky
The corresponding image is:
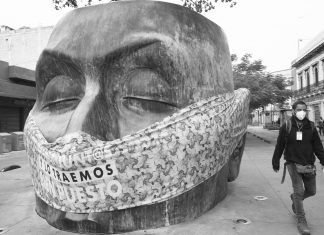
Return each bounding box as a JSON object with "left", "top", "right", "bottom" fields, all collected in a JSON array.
[{"left": 0, "top": 0, "right": 323, "bottom": 73}]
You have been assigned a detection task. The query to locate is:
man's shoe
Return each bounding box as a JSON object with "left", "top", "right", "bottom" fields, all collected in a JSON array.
[
  {"left": 291, "top": 193, "right": 296, "bottom": 214},
  {"left": 297, "top": 217, "right": 311, "bottom": 235}
]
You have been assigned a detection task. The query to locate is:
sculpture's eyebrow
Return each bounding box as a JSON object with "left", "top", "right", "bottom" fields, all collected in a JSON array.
[
  {"left": 101, "top": 39, "right": 160, "bottom": 65},
  {"left": 100, "top": 38, "right": 181, "bottom": 86},
  {"left": 35, "top": 50, "right": 84, "bottom": 98},
  {"left": 37, "top": 50, "right": 83, "bottom": 76}
]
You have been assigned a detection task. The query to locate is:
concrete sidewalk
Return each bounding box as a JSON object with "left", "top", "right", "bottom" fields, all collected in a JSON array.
[{"left": 1, "top": 134, "right": 324, "bottom": 234}]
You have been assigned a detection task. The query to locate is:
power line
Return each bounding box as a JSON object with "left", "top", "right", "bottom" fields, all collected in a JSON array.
[{"left": 269, "top": 69, "right": 291, "bottom": 74}]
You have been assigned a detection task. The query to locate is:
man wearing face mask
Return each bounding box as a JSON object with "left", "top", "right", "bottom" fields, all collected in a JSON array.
[{"left": 272, "top": 100, "right": 324, "bottom": 235}]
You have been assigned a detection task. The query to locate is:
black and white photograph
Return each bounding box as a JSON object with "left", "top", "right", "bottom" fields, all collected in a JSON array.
[{"left": 0, "top": 0, "right": 324, "bottom": 234}]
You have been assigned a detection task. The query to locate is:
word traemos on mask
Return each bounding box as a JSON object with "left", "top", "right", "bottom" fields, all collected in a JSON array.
[
  {"left": 38, "top": 157, "right": 117, "bottom": 184},
  {"left": 37, "top": 154, "right": 122, "bottom": 205},
  {"left": 25, "top": 89, "right": 250, "bottom": 213}
]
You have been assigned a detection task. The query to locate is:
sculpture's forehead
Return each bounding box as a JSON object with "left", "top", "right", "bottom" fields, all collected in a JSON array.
[{"left": 46, "top": 1, "right": 225, "bottom": 59}]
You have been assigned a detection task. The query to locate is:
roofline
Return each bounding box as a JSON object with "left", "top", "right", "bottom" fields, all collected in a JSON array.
[
  {"left": 8, "top": 65, "right": 35, "bottom": 83},
  {"left": 291, "top": 41, "right": 324, "bottom": 68}
]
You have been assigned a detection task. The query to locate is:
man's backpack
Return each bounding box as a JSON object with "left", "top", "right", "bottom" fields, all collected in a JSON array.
[{"left": 318, "top": 120, "right": 324, "bottom": 128}]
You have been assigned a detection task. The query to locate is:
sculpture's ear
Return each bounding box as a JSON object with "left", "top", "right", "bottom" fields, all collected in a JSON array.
[{"left": 228, "top": 133, "right": 246, "bottom": 182}]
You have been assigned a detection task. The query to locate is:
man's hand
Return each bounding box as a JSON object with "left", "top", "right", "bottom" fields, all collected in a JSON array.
[{"left": 273, "top": 165, "right": 279, "bottom": 173}]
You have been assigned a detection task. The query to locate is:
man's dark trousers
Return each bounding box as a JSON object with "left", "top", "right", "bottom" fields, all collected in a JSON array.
[{"left": 287, "top": 163, "right": 316, "bottom": 219}]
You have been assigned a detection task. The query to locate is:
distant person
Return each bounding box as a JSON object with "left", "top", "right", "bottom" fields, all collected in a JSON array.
[
  {"left": 272, "top": 100, "right": 324, "bottom": 235},
  {"left": 317, "top": 117, "right": 324, "bottom": 136}
]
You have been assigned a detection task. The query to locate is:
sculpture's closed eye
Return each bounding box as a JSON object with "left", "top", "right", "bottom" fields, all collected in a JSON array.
[
  {"left": 122, "top": 97, "right": 178, "bottom": 115},
  {"left": 122, "top": 68, "right": 178, "bottom": 115},
  {"left": 41, "top": 75, "right": 84, "bottom": 113}
]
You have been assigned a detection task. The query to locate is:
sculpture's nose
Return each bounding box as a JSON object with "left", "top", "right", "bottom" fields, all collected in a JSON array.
[
  {"left": 64, "top": 78, "right": 99, "bottom": 135},
  {"left": 64, "top": 76, "right": 120, "bottom": 141}
]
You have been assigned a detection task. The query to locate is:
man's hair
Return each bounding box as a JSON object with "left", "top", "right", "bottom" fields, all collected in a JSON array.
[{"left": 292, "top": 100, "right": 307, "bottom": 110}]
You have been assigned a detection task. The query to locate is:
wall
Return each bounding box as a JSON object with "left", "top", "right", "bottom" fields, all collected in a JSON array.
[{"left": 0, "top": 26, "right": 53, "bottom": 70}]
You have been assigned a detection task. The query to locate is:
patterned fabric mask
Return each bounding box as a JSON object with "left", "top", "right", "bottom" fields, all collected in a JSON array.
[{"left": 24, "top": 88, "right": 250, "bottom": 213}]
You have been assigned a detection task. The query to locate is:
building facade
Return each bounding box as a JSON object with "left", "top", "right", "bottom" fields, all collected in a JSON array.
[
  {"left": 0, "top": 60, "right": 35, "bottom": 132},
  {"left": 292, "top": 29, "right": 324, "bottom": 125},
  {"left": 0, "top": 26, "right": 53, "bottom": 132}
]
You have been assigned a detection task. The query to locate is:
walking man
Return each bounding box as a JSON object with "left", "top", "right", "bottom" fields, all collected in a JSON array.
[{"left": 272, "top": 100, "right": 324, "bottom": 235}]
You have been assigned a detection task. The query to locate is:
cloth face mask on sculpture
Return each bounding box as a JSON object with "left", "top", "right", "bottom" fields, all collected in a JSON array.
[
  {"left": 24, "top": 88, "right": 250, "bottom": 213},
  {"left": 296, "top": 111, "right": 306, "bottom": 121}
]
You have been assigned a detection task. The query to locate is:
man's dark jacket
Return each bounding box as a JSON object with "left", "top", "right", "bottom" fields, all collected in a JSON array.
[{"left": 272, "top": 116, "right": 324, "bottom": 170}]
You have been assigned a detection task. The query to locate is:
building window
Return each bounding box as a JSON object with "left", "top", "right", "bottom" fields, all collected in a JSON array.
[
  {"left": 298, "top": 73, "right": 303, "bottom": 90},
  {"left": 305, "top": 69, "right": 310, "bottom": 92},
  {"left": 313, "top": 63, "right": 319, "bottom": 86}
]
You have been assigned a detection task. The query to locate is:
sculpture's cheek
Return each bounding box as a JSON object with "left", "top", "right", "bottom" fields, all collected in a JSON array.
[
  {"left": 228, "top": 158, "right": 241, "bottom": 182},
  {"left": 228, "top": 134, "right": 246, "bottom": 182},
  {"left": 31, "top": 110, "right": 74, "bottom": 143}
]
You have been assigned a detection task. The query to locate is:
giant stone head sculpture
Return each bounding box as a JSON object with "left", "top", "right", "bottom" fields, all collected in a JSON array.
[{"left": 24, "top": 0, "right": 249, "bottom": 233}]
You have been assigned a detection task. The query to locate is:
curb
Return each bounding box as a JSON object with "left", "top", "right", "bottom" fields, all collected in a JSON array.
[
  {"left": 247, "top": 131, "right": 273, "bottom": 144},
  {"left": 0, "top": 150, "right": 26, "bottom": 159}
]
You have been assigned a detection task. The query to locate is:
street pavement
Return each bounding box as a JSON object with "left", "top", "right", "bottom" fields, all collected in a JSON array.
[{"left": 1, "top": 129, "right": 324, "bottom": 235}]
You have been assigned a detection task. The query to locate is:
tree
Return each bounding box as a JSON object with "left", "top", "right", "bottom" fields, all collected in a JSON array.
[
  {"left": 232, "top": 54, "right": 292, "bottom": 111},
  {"left": 52, "top": 0, "right": 237, "bottom": 12}
]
